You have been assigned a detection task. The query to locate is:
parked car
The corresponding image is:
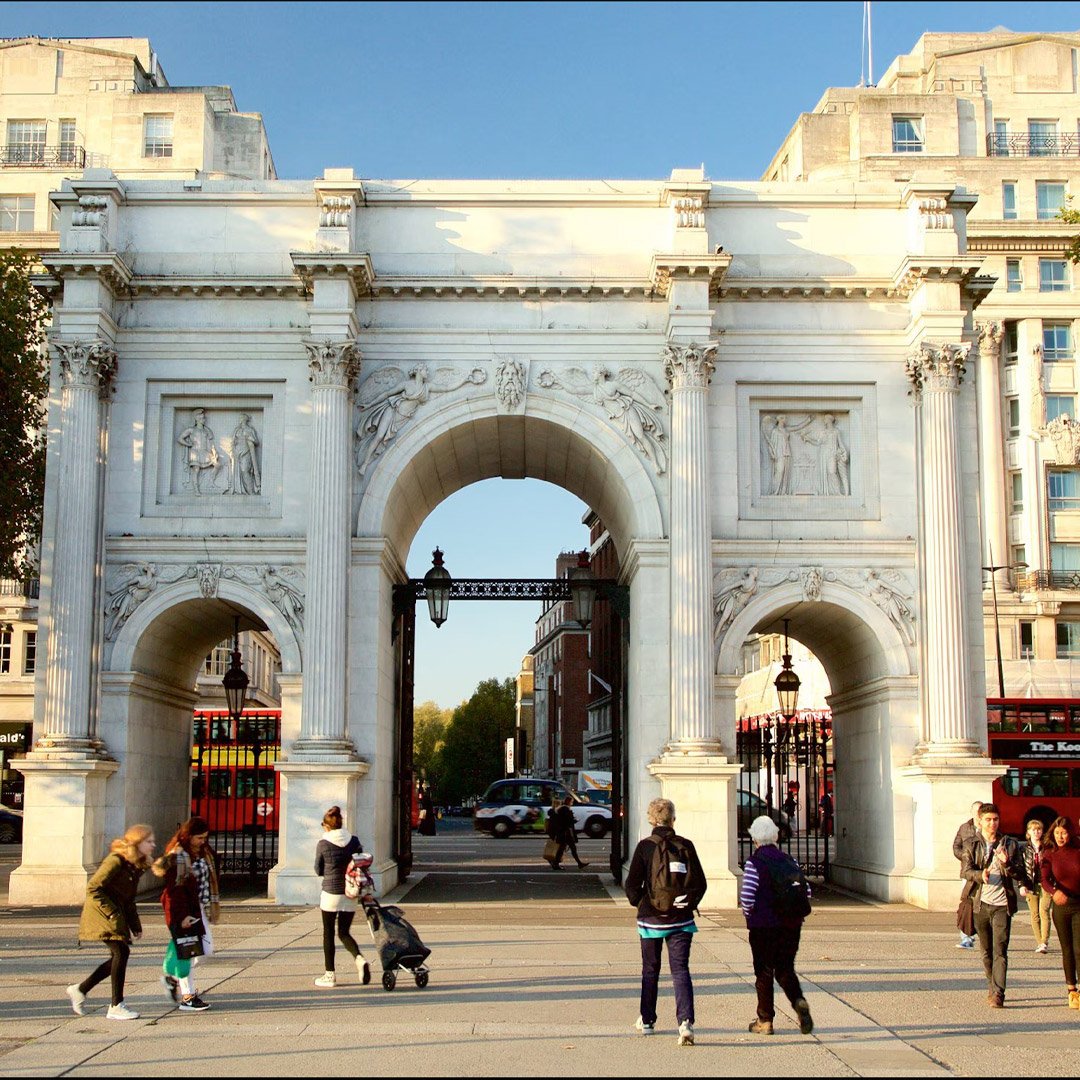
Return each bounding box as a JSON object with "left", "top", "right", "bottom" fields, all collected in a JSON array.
[
  {"left": 737, "top": 789, "right": 791, "bottom": 841},
  {"left": 474, "top": 778, "right": 612, "bottom": 839},
  {"left": 0, "top": 805, "right": 23, "bottom": 844}
]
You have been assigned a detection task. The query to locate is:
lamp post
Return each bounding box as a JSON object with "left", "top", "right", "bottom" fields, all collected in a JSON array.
[
  {"left": 424, "top": 548, "right": 452, "bottom": 628},
  {"left": 982, "top": 545, "right": 1027, "bottom": 699},
  {"left": 568, "top": 550, "right": 596, "bottom": 629},
  {"left": 222, "top": 616, "right": 249, "bottom": 724},
  {"left": 774, "top": 619, "right": 801, "bottom": 722}
]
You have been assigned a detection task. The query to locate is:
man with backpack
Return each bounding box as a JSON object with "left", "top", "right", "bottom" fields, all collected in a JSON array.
[
  {"left": 624, "top": 797, "right": 706, "bottom": 1046},
  {"left": 741, "top": 815, "right": 814, "bottom": 1036}
]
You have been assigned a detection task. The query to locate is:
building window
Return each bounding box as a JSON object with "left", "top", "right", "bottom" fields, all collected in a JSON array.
[
  {"left": 204, "top": 644, "right": 230, "bottom": 677},
  {"left": 1011, "top": 471, "right": 1023, "bottom": 512},
  {"left": 1044, "top": 322, "right": 1072, "bottom": 361},
  {"left": 1057, "top": 621, "right": 1080, "bottom": 657},
  {"left": 1029, "top": 120, "right": 1059, "bottom": 157},
  {"left": 58, "top": 118, "right": 77, "bottom": 164},
  {"left": 1002, "top": 182, "right": 1017, "bottom": 219},
  {"left": 892, "top": 116, "right": 923, "bottom": 153},
  {"left": 1004, "top": 322, "right": 1019, "bottom": 366},
  {"left": 0, "top": 195, "right": 34, "bottom": 232},
  {"left": 143, "top": 114, "right": 173, "bottom": 158},
  {"left": 23, "top": 631, "right": 36, "bottom": 675},
  {"left": 1006, "top": 259, "right": 1023, "bottom": 292},
  {"left": 1012, "top": 544, "right": 1027, "bottom": 569},
  {"left": 1047, "top": 395, "right": 1076, "bottom": 422},
  {"left": 1049, "top": 469, "right": 1080, "bottom": 511},
  {"left": 994, "top": 121, "right": 1010, "bottom": 157},
  {"left": 1040, "top": 259, "right": 1069, "bottom": 292},
  {"left": 1007, "top": 397, "right": 1021, "bottom": 437},
  {"left": 1037, "top": 182, "right": 1066, "bottom": 220},
  {"left": 6, "top": 119, "right": 46, "bottom": 163},
  {"left": 1052, "top": 543, "right": 1080, "bottom": 570},
  {"left": 1019, "top": 620, "right": 1034, "bottom": 659},
  {"left": 0, "top": 629, "right": 10, "bottom": 674}
]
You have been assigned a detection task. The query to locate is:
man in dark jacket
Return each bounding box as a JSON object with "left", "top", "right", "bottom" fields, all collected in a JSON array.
[
  {"left": 953, "top": 800, "right": 983, "bottom": 948},
  {"left": 625, "top": 797, "right": 705, "bottom": 1046},
  {"left": 551, "top": 796, "right": 588, "bottom": 869},
  {"left": 741, "top": 815, "right": 813, "bottom": 1036},
  {"left": 961, "top": 801, "right": 1029, "bottom": 1007}
]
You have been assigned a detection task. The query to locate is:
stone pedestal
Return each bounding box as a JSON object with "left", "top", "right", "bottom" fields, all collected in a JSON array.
[
  {"left": 268, "top": 758, "right": 370, "bottom": 904},
  {"left": 8, "top": 756, "right": 118, "bottom": 905},
  {"left": 648, "top": 754, "right": 743, "bottom": 907},
  {"left": 898, "top": 758, "right": 1005, "bottom": 910}
]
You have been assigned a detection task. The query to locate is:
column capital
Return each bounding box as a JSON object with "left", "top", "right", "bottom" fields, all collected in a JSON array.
[
  {"left": 663, "top": 339, "right": 719, "bottom": 391},
  {"left": 904, "top": 340, "right": 970, "bottom": 400},
  {"left": 975, "top": 321, "right": 1003, "bottom": 350},
  {"left": 53, "top": 338, "right": 117, "bottom": 395},
  {"left": 304, "top": 339, "right": 360, "bottom": 388}
]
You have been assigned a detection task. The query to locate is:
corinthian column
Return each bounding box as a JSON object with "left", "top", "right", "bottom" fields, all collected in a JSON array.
[
  {"left": 295, "top": 339, "right": 360, "bottom": 754},
  {"left": 40, "top": 340, "right": 116, "bottom": 752},
  {"left": 906, "top": 341, "right": 980, "bottom": 751},
  {"left": 663, "top": 340, "right": 719, "bottom": 750},
  {"left": 975, "top": 323, "right": 1007, "bottom": 587}
]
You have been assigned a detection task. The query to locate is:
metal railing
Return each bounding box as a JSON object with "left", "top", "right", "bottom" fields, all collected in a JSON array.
[
  {"left": 0, "top": 579, "right": 39, "bottom": 598},
  {"left": 1016, "top": 570, "right": 1080, "bottom": 591},
  {"left": 986, "top": 133, "right": 1080, "bottom": 157},
  {"left": 0, "top": 145, "right": 86, "bottom": 168}
]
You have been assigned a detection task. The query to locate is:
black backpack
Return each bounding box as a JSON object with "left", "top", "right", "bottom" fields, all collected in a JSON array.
[
  {"left": 757, "top": 851, "right": 811, "bottom": 920},
  {"left": 646, "top": 834, "right": 696, "bottom": 914}
]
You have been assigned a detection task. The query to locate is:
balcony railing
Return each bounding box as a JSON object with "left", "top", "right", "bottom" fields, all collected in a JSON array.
[
  {"left": 1016, "top": 570, "right": 1080, "bottom": 592},
  {"left": 0, "top": 579, "right": 39, "bottom": 598},
  {"left": 986, "top": 133, "right": 1080, "bottom": 158},
  {"left": 0, "top": 145, "right": 86, "bottom": 168}
]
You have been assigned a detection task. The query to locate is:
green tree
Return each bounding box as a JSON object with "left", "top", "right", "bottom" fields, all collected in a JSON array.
[
  {"left": 0, "top": 250, "right": 49, "bottom": 578},
  {"left": 1061, "top": 199, "right": 1080, "bottom": 264},
  {"left": 437, "top": 677, "right": 516, "bottom": 806},
  {"left": 413, "top": 699, "right": 450, "bottom": 791}
]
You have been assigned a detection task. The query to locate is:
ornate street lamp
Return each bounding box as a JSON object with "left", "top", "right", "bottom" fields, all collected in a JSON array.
[
  {"left": 568, "top": 550, "right": 596, "bottom": 629},
  {"left": 222, "top": 615, "right": 249, "bottom": 724},
  {"left": 424, "top": 548, "right": 452, "bottom": 628},
  {"left": 774, "top": 619, "right": 801, "bottom": 722}
]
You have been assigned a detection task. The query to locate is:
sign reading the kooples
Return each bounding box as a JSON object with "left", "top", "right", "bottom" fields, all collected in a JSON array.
[{"left": 992, "top": 738, "right": 1080, "bottom": 760}]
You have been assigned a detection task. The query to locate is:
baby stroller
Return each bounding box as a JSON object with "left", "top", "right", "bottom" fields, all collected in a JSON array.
[{"left": 348, "top": 853, "right": 432, "bottom": 991}]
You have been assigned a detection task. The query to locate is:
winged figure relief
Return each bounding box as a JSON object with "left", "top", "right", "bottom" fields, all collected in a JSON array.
[
  {"left": 355, "top": 364, "right": 487, "bottom": 476},
  {"left": 538, "top": 365, "right": 668, "bottom": 474},
  {"left": 712, "top": 566, "right": 798, "bottom": 642},
  {"left": 826, "top": 567, "right": 916, "bottom": 645}
]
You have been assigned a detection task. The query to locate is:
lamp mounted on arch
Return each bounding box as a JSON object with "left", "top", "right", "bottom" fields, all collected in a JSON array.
[
  {"left": 568, "top": 549, "right": 596, "bottom": 630},
  {"left": 424, "top": 548, "right": 452, "bottom": 628},
  {"left": 222, "top": 615, "right": 250, "bottom": 724},
  {"left": 774, "top": 618, "right": 801, "bottom": 722}
]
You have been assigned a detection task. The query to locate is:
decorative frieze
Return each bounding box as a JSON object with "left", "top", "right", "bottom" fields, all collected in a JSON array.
[
  {"left": 494, "top": 356, "right": 528, "bottom": 414},
  {"left": 918, "top": 197, "right": 954, "bottom": 231},
  {"left": 318, "top": 195, "right": 354, "bottom": 228},
  {"left": 760, "top": 412, "right": 850, "bottom": 497},
  {"left": 1040, "top": 415, "right": 1080, "bottom": 464}
]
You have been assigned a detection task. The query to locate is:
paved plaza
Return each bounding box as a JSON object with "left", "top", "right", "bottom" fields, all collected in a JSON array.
[{"left": 2, "top": 830, "right": 1079, "bottom": 1076}]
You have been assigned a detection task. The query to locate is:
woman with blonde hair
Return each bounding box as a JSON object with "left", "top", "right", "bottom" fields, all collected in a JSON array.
[{"left": 67, "top": 824, "right": 156, "bottom": 1021}]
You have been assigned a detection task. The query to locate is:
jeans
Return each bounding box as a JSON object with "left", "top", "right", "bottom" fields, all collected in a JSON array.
[
  {"left": 1052, "top": 900, "right": 1080, "bottom": 986},
  {"left": 639, "top": 930, "right": 694, "bottom": 1025},
  {"left": 749, "top": 926, "right": 804, "bottom": 1021},
  {"left": 322, "top": 909, "right": 360, "bottom": 971},
  {"left": 555, "top": 835, "right": 584, "bottom": 867},
  {"left": 79, "top": 940, "right": 130, "bottom": 1007},
  {"left": 973, "top": 902, "right": 1011, "bottom": 998},
  {"left": 1026, "top": 888, "right": 1052, "bottom": 946}
]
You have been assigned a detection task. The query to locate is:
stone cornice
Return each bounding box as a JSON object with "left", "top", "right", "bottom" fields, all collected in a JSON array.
[
  {"left": 290, "top": 252, "right": 375, "bottom": 295},
  {"left": 651, "top": 253, "right": 731, "bottom": 299},
  {"left": 368, "top": 275, "right": 652, "bottom": 300},
  {"left": 967, "top": 222, "right": 1072, "bottom": 254},
  {"left": 104, "top": 537, "right": 307, "bottom": 559},
  {"left": 891, "top": 255, "right": 985, "bottom": 299},
  {"left": 39, "top": 252, "right": 133, "bottom": 293},
  {"left": 128, "top": 277, "right": 307, "bottom": 298}
]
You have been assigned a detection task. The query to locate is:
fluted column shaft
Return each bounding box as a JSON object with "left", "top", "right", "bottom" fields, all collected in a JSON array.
[
  {"left": 664, "top": 341, "right": 718, "bottom": 749},
  {"left": 42, "top": 341, "right": 116, "bottom": 749},
  {"left": 298, "top": 340, "right": 359, "bottom": 751},
  {"left": 975, "top": 323, "right": 1007, "bottom": 577},
  {"left": 908, "top": 342, "right": 976, "bottom": 747}
]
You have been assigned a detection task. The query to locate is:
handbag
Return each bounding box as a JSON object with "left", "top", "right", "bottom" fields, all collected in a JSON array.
[
  {"left": 955, "top": 896, "right": 975, "bottom": 937},
  {"left": 172, "top": 918, "right": 206, "bottom": 960},
  {"left": 542, "top": 838, "right": 559, "bottom": 862}
]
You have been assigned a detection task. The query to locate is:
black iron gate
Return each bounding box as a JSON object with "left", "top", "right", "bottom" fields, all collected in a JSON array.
[
  {"left": 191, "top": 709, "right": 281, "bottom": 879},
  {"left": 736, "top": 711, "right": 833, "bottom": 879}
]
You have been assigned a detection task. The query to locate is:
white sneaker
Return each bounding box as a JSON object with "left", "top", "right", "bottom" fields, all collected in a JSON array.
[
  {"left": 355, "top": 956, "right": 371, "bottom": 985},
  {"left": 678, "top": 1020, "right": 694, "bottom": 1046},
  {"left": 106, "top": 1002, "right": 139, "bottom": 1021},
  {"left": 1036, "top": 943, "right": 1049, "bottom": 954},
  {"left": 66, "top": 984, "right": 86, "bottom": 1016},
  {"left": 634, "top": 1015, "right": 655, "bottom": 1035},
  {"left": 314, "top": 971, "right": 336, "bottom": 988}
]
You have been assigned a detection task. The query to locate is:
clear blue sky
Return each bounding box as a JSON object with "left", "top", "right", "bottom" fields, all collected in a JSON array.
[{"left": 7, "top": 1, "right": 1078, "bottom": 706}]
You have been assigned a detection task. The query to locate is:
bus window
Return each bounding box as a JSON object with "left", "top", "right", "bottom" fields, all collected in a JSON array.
[
  {"left": 1019, "top": 708, "right": 1065, "bottom": 733},
  {"left": 987, "top": 704, "right": 1011, "bottom": 732},
  {"left": 1021, "top": 768, "right": 1071, "bottom": 798},
  {"left": 1001, "top": 767, "right": 1020, "bottom": 797},
  {"left": 208, "top": 772, "right": 232, "bottom": 799},
  {"left": 1074, "top": 768, "right": 1080, "bottom": 797},
  {"left": 235, "top": 769, "right": 274, "bottom": 799}
]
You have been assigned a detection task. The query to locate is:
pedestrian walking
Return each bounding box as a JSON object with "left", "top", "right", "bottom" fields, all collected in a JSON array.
[
  {"left": 550, "top": 796, "right": 589, "bottom": 870},
  {"left": 66, "top": 824, "right": 156, "bottom": 1021},
  {"left": 1020, "top": 818, "right": 1052, "bottom": 954},
  {"left": 152, "top": 816, "right": 218, "bottom": 1012},
  {"left": 817, "top": 789, "right": 833, "bottom": 836},
  {"left": 953, "top": 800, "right": 983, "bottom": 949},
  {"left": 1040, "top": 815, "right": 1080, "bottom": 1009},
  {"left": 624, "top": 797, "right": 705, "bottom": 1046},
  {"left": 741, "top": 815, "right": 814, "bottom": 1036},
  {"left": 960, "top": 801, "right": 1027, "bottom": 1008},
  {"left": 313, "top": 805, "right": 371, "bottom": 988},
  {"left": 417, "top": 782, "right": 437, "bottom": 837}
]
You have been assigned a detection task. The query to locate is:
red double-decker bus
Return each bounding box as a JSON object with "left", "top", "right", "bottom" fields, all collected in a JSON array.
[{"left": 988, "top": 698, "right": 1080, "bottom": 835}]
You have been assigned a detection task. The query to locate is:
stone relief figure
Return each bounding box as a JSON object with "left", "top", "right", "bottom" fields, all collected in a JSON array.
[
  {"left": 802, "top": 566, "right": 823, "bottom": 603},
  {"left": 713, "top": 568, "right": 760, "bottom": 637},
  {"left": 538, "top": 365, "right": 668, "bottom": 474},
  {"left": 104, "top": 563, "right": 158, "bottom": 640},
  {"left": 495, "top": 357, "right": 527, "bottom": 412},
  {"left": 177, "top": 408, "right": 229, "bottom": 495},
  {"left": 1031, "top": 344, "right": 1046, "bottom": 432},
  {"left": 356, "top": 364, "right": 487, "bottom": 476},
  {"left": 197, "top": 563, "right": 221, "bottom": 599},
  {"left": 230, "top": 413, "right": 261, "bottom": 495},
  {"left": 1042, "top": 415, "right": 1080, "bottom": 465},
  {"left": 258, "top": 565, "right": 305, "bottom": 634},
  {"left": 804, "top": 413, "right": 850, "bottom": 496},
  {"left": 864, "top": 569, "right": 916, "bottom": 645},
  {"left": 761, "top": 415, "right": 801, "bottom": 495},
  {"left": 761, "top": 411, "right": 851, "bottom": 497}
]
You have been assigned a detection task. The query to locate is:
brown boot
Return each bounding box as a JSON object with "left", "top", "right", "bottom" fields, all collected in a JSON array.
[{"left": 748, "top": 1018, "right": 773, "bottom": 1035}]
